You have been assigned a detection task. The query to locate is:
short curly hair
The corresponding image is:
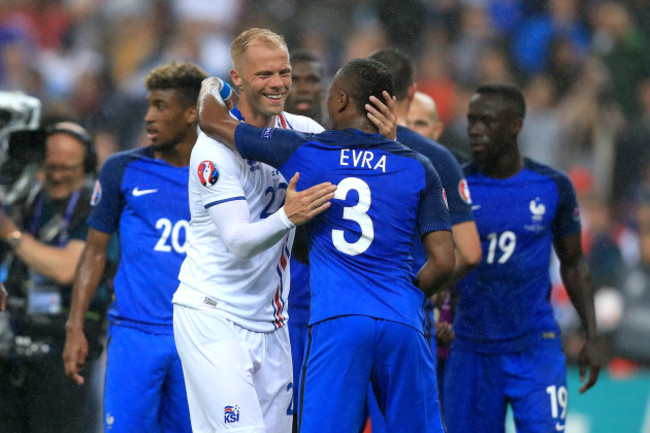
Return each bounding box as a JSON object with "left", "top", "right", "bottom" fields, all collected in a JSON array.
[{"left": 145, "top": 62, "right": 208, "bottom": 108}]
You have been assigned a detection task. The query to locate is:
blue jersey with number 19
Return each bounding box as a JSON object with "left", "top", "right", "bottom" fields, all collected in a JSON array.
[
  {"left": 455, "top": 159, "right": 581, "bottom": 353},
  {"left": 88, "top": 146, "right": 189, "bottom": 334},
  {"left": 234, "top": 125, "right": 451, "bottom": 332}
]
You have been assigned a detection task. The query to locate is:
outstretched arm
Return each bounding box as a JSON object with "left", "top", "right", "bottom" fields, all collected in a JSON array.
[
  {"left": 554, "top": 232, "right": 606, "bottom": 393},
  {"left": 198, "top": 77, "right": 239, "bottom": 149}
]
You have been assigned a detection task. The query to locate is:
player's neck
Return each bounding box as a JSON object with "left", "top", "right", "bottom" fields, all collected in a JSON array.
[
  {"left": 482, "top": 151, "right": 524, "bottom": 179},
  {"left": 336, "top": 116, "right": 378, "bottom": 134},
  {"left": 156, "top": 137, "right": 196, "bottom": 167},
  {"left": 396, "top": 101, "right": 409, "bottom": 126},
  {"left": 238, "top": 101, "right": 277, "bottom": 128}
]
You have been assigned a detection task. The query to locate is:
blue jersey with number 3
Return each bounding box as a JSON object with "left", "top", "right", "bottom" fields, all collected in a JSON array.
[
  {"left": 455, "top": 159, "right": 581, "bottom": 353},
  {"left": 88, "top": 146, "right": 190, "bottom": 334},
  {"left": 234, "top": 125, "right": 451, "bottom": 331}
]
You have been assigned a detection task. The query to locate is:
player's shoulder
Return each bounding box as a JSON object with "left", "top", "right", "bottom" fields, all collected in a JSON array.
[
  {"left": 523, "top": 158, "right": 574, "bottom": 189},
  {"left": 281, "top": 112, "right": 324, "bottom": 133},
  {"left": 397, "top": 126, "right": 459, "bottom": 166},
  {"left": 193, "top": 131, "right": 237, "bottom": 159},
  {"left": 101, "top": 146, "right": 153, "bottom": 175}
]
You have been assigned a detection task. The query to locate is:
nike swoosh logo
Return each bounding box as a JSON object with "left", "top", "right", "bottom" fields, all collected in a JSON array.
[
  {"left": 555, "top": 423, "right": 565, "bottom": 431},
  {"left": 132, "top": 187, "right": 158, "bottom": 197},
  {"left": 471, "top": 204, "right": 481, "bottom": 211}
]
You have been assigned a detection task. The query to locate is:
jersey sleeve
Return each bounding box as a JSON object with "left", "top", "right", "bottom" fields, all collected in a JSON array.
[
  {"left": 234, "top": 123, "right": 311, "bottom": 168},
  {"left": 418, "top": 160, "right": 452, "bottom": 237},
  {"left": 87, "top": 153, "right": 127, "bottom": 234},
  {"left": 191, "top": 133, "right": 246, "bottom": 209},
  {"left": 552, "top": 171, "right": 581, "bottom": 239},
  {"left": 432, "top": 146, "right": 474, "bottom": 226}
]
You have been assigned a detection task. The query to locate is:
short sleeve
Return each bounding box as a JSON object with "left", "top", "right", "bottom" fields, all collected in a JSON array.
[
  {"left": 87, "top": 153, "right": 127, "bottom": 234},
  {"left": 552, "top": 171, "right": 581, "bottom": 239}
]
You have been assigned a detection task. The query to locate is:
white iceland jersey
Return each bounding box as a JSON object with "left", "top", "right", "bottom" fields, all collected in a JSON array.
[{"left": 174, "top": 112, "right": 323, "bottom": 332}]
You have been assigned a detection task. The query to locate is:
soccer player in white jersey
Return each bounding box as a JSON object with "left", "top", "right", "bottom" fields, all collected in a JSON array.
[{"left": 172, "top": 28, "right": 334, "bottom": 433}]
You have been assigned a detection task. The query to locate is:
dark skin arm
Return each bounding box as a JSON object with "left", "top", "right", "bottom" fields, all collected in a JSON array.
[
  {"left": 63, "top": 228, "right": 111, "bottom": 385},
  {"left": 554, "top": 232, "right": 607, "bottom": 393},
  {"left": 416, "top": 230, "right": 455, "bottom": 298}
]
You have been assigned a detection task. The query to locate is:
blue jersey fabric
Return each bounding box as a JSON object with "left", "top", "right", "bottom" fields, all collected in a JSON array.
[
  {"left": 88, "top": 146, "right": 190, "bottom": 334},
  {"left": 397, "top": 126, "right": 474, "bottom": 271},
  {"left": 454, "top": 158, "right": 581, "bottom": 353},
  {"left": 235, "top": 125, "right": 451, "bottom": 332}
]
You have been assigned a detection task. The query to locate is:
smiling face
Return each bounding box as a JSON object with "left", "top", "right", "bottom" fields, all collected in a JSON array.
[
  {"left": 231, "top": 41, "right": 291, "bottom": 123},
  {"left": 144, "top": 89, "right": 194, "bottom": 152},
  {"left": 43, "top": 133, "right": 86, "bottom": 200}
]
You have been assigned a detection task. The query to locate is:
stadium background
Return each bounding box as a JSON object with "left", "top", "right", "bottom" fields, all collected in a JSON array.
[{"left": 0, "top": 0, "right": 649, "bottom": 431}]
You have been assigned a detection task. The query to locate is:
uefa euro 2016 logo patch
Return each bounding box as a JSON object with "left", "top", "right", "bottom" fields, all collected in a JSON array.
[
  {"left": 198, "top": 161, "right": 219, "bottom": 187},
  {"left": 224, "top": 405, "right": 240, "bottom": 424},
  {"left": 91, "top": 179, "right": 102, "bottom": 205}
]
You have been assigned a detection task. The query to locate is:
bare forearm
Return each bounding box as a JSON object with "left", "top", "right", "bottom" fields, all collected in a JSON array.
[
  {"left": 561, "top": 258, "right": 597, "bottom": 339},
  {"left": 65, "top": 244, "right": 107, "bottom": 330},
  {"left": 450, "top": 221, "right": 481, "bottom": 282},
  {"left": 418, "top": 230, "right": 455, "bottom": 298},
  {"left": 14, "top": 235, "right": 83, "bottom": 285}
]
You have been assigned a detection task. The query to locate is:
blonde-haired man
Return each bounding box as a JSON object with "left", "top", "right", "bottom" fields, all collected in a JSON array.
[{"left": 172, "top": 28, "right": 330, "bottom": 433}]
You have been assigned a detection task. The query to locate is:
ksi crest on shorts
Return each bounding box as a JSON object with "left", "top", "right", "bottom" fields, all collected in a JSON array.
[{"left": 198, "top": 161, "right": 219, "bottom": 187}]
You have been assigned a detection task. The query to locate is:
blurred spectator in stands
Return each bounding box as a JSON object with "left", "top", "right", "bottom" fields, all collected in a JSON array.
[
  {"left": 511, "top": 0, "right": 590, "bottom": 77},
  {"left": 449, "top": 4, "right": 497, "bottom": 88},
  {"left": 520, "top": 74, "right": 565, "bottom": 168},
  {"left": 613, "top": 78, "right": 650, "bottom": 209},
  {"left": 614, "top": 197, "right": 650, "bottom": 364},
  {"left": 590, "top": 1, "right": 649, "bottom": 118}
]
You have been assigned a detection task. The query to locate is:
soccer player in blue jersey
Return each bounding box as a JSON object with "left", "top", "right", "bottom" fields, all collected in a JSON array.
[
  {"left": 370, "top": 47, "right": 481, "bottom": 352},
  {"left": 443, "top": 83, "right": 607, "bottom": 433},
  {"left": 198, "top": 58, "right": 456, "bottom": 433},
  {"left": 62, "top": 62, "right": 208, "bottom": 433},
  {"left": 366, "top": 47, "right": 482, "bottom": 432}
]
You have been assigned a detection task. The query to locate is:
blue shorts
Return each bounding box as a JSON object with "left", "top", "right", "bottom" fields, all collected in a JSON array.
[
  {"left": 289, "top": 317, "right": 309, "bottom": 411},
  {"left": 443, "top": 337, "right": 567, "bottom": 433},
  {"left": 104, "top": 324, "right": 191, "bottom": 433},
  {"left": 298, "top": 315, "right": 444, "bottom": 433}
]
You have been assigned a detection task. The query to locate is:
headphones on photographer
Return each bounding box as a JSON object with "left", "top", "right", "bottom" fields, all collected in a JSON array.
[{"left": 44, "top": 121, "right": 97, "bottom": 174}]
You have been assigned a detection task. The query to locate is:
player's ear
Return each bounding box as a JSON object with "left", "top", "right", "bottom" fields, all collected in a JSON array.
[
  {"left": 336, "top": 91, "right": 350, "bottom": 113},
  {"left": 230, "top": 69, "right": 241, "bottom": 88},
  {"left": 185, "top": 104, "right": 198, "bottom": 124}
]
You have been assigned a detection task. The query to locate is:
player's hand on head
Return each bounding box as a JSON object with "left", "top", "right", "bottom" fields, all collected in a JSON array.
[
  {"left": 367, "top": 90, "right": 397, "bottom": 140},
  {"left": 62, "top": 328, "right": 89, "bottom": 385},
  {"left": 284, "top": 173, "right": 336, "bottom": 226},
  {"left": 578, "top": 335, "right": 607, "bottom": 393}
]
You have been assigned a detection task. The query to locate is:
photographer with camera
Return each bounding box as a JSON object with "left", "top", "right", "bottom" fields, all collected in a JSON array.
[{"left": 0, "top": 121, "right": 106, "bottom": 433}]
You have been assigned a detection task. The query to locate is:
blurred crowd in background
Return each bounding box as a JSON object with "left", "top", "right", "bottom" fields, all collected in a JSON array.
[{"left": 1, "top": 0, "right": 650, "bottom": 368}]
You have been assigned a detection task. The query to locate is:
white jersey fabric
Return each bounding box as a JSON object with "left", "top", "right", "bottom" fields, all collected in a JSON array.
[{"left": 173, "top": 112, "right": 324, "bottom": 332}]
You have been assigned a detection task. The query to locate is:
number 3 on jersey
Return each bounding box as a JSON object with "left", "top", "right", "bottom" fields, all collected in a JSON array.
[{"left": 332, "top": 177, "right": 375, "bottom": 256}]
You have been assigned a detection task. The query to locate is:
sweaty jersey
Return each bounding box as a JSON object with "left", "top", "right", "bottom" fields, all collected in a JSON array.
[
  {"left": 397, "top": 125, "right": 474, "bottom": 271},
  {"left": 234, "top": 125, "right": 451, "bottom": 332},
  {"left": 88, "top": 146, "right": 189, "bottom": 334},
  {"left": 454, "top": 159, "right": 581, "bottom": 353},
  {"left": 173, "top": 111, "right": 323, "bottom": 332}
]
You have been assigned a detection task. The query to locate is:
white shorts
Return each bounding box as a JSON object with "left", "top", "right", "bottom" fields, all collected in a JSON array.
[{"left": 173, "top": 304, "right": 293, "bottom": 433}]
